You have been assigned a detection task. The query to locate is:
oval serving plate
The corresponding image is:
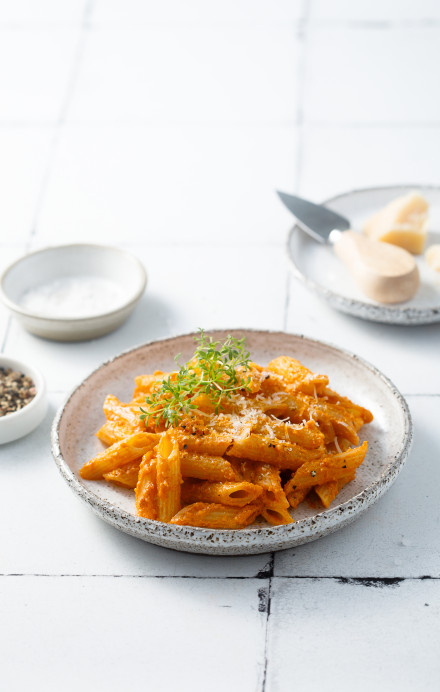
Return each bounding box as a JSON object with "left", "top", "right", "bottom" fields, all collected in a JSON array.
[
  {"left": 51, "top": 330, "right": 413, "bottom": 555},
  {"left": 287, "top": 184, "right": 440, "bottom": 325}
]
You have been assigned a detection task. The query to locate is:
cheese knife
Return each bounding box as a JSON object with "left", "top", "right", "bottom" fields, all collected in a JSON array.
[{"left": 277, "top": 191, "right": 419, "bottom": 304}]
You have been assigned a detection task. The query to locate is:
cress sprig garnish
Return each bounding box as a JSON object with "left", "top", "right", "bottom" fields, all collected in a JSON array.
[{"left": 140, "top": 330, "right": 251, "bottom": 428}]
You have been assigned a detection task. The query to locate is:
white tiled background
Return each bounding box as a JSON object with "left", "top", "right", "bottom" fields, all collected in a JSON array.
[{"left": 1, "top": 2, "right": 439, "bottom": 691}]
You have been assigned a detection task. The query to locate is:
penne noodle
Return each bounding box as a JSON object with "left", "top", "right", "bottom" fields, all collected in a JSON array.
[
  {"left": 80, "top": 432, "right": 160, "bottom": 480},
  {"left": 260, "top": 505, "right": 294, "bottom": 526},
  {"left": 181, "top": 480, "right": 263, "bottom": 507},
  {"left": 285, "top": 485, "right": 311, "bottom": 510},
  {"left": 156, "top": 432, "right": 182, "bottom": 522},
  {"left": 227, "top": 458, "right": 256, "bottom": 483},
  {"left": 285, "top": 442, "right": 368, "bottom": 491},
  {"left": 169, "top": 502, "right": 261, "bottom": 529},
  {"left": 181, "top": 452, "right": 237, "bottom": 482},
  {"left": 96, "top": 420, "right": 134, "bottom": 446},
  {"left": 135, "top": 452, "right": 158, "bottom": 519},
  {"left": 315, "top": 472, "right": 356, "bottom": 509},
  {"left": 253, "top": 463, "right": 290, "bottom": 509},
  {"left": 132, "top": 372, "right": 165, "bottom": 399},
  {"left": 103, "top": 394, "right": 146, "bottom": 432},
  {"left": 175, "top": 430, "right": 233, "bottom": 457},
  {"left": 228, "top": 434, "right": 325, "bottom": 470},
  {"left": 103, "top": 460, "right": 141, "bottom": 488},
  {"left": 266, "top": 356, "right": 329, "bottom": 396}
]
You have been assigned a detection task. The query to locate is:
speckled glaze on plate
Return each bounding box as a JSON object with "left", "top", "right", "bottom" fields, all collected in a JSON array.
[
  {"left": 51, "top": 330, "right": 412, "bottom": 555},
  {"left": 287, "top": 184, "right": 440, "bottom": 324}
]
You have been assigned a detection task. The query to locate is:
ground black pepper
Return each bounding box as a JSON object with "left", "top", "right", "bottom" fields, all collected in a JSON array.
[{"left": 0, "top": 367, "right": 36, "bottom": 416}]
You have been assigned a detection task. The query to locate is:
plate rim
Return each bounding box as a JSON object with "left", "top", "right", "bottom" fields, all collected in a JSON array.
[
  {"left": 286, "top": 183, "right": 440, "bottom": 325},
  {"left": 51, "top": 329, "right": 413, "bottom": 555}
]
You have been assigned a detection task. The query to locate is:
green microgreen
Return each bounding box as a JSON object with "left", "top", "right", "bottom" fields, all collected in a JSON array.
[{"left": 140, "top": 329, "right": 251, "bottom": 428}]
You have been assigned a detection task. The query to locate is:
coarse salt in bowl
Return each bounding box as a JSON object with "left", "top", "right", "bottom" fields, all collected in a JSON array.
[
  {"left": 0, "top": 244, "right": 147, "bottom": 341},
  {"left": 0, "top": 355, "right": 47, "bottom": 444}
]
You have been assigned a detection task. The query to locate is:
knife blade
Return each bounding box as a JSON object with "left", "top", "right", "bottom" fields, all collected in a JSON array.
[{"left": 277, "top": 191, "right": 350, "bottom": 243}]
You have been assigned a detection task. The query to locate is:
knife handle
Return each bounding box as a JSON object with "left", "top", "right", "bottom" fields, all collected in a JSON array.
[{"left": 331, "top": 230, "right": 420, "bottom": 304}]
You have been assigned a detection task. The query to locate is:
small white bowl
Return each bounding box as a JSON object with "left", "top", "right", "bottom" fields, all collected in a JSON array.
[
  {"left": 0, "top": 244, "right": 147, "bottom": 341},
  {"left": 0, "top": 355, "right": 47, "bottom": 444}
]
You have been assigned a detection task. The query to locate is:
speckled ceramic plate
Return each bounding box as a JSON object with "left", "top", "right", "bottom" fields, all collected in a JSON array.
[
  {"left": 51, "top": 330, "right": 412, "bottom": 555},
  {"left": 287, "top": 184, "right": 440, "bottom": 324}
]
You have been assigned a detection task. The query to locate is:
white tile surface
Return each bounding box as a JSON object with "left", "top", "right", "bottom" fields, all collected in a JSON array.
[
  {"left": 0, "top": 397, "right": 270, "bottom": 576},
  {"left": 0, "top": 245, "right": 27, "bottom": 341},
  {"left": 92, "top": 0, "right": 305, "bottom": 24},
  {"left": 304, "top": 27, "right": 440, "bottom": 124},
  {"left": 0, "top": 1, "right": 86, "bottom": 24},
  {"left": 285, "top": 277, "right": 440, "bottom": 395},
  {"left": 4, "top": 243, "right": 287, "bottom": 391},
  {"left": 1, "top": 7, "right": 440, "bottom": 692},
  {"left": 0, "top": 28, "right": 80, "bottom": 123},
  {"left": 266, "top": 578, "right": 440, "bottom": 692},
  {"left": 0, "top": 575, "right": 267, "bottom": 692},
  {"left": 0, "top": 128, "right": 53, "bottom": 241},
  {"left": 68, "top": 26, "right": 300, "bottom": 124},
  {"left": 36, "top": 124, "right": 297, "bottom": 244},
  {"left": 298, "top": 126, "right": 440, "bottom": 202},
  {"left": 310, "top": 0, "right": 440, "bottom": 22},
  {"left": 275, "top": 396, "right": 440, "bottom": 577}
]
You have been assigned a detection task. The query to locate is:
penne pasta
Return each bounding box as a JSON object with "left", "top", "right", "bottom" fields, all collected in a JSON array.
[
  {"left": 156, "top": 432, "right": 182, "bottom": 522},
  {"left": 169, "top": 502, "right": 261, "bottom": 529},
  {"left": 181, "top": 480, "right": 263, "bottom": 507},
  {"left": 253, "top": 463, "right": 290, "bottom": 509},
  {"left": 135, "top": 452, "right": 158, "bottom": 519},
  {"left": 285, "top": 442, "right": 368, "bottom": 491},
  {"left": 267, "top": 356, "right": 329, "bottom": 396},
  {"left": 285, "top": 485, "right": 310, "bottom": 510},
  {"left": 260, "top": 505, "right": 294, "bottom": 526},
  {"left": 82, "top": 335, "right": 373, "bottom": 530},
  {"left": 103, "top": 394, "right": 145, "bottom": 432},
  {"left": 80, "top": 432, "right": 160, "bottom": 480},
  {"left": 104, "top": 460, "right": 141, "bottom": 488},
  {"left": 228, "top": 434, "right": 324, "bottom": 470},
  {"left": 97, "top": 420, "right": 134, "bottom": 446},
  {"left": 315, "top": 472, "right": 356, "bottom": 509},
  {"left": 181, "top": 452, "right": 237, "bottom": 482}
]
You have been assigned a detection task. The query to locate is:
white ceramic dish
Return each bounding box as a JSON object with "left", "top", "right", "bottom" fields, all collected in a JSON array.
[
  {"left": 0, "top": 355, "right": 47, "bottom": 444},
  {"left": 51, "top": 330, "right": 412, "bottom": 555},
  {"left": 287, "top": 184, "right": 440, "bottom": 325},
  {"left": 0, "top": 244, "right": 147, "bottom": 341}
]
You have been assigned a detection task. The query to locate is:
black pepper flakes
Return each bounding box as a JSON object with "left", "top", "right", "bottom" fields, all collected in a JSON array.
[
  {"left": 310, "top": 470, "right": 317, "bottom": 477},
  {"left": 0, "top": 367, "right": 36, "bottom": 417}
]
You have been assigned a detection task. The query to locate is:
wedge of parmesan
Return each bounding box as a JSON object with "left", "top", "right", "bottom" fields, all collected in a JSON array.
[
  {"left": 363, "top": 192, "right": 428, "bottom": 254},
  {"left": 425, "top": 244, "right": 440, "bottom": 272}
]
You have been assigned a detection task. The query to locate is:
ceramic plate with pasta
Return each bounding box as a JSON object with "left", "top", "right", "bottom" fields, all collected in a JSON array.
[{"left": 52, "top": 331, "right": 412, "bottom": 555}]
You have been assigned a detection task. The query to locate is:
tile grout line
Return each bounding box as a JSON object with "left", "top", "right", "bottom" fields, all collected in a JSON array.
[
  {"left": 259, "top": 554, "right": 274, "bottom": 692},
  {"left": 283, "top": 0, "right": 310, "bottom": 332},
  {"left": 1, "top": 574, "right": 438, "bottom": 581}
]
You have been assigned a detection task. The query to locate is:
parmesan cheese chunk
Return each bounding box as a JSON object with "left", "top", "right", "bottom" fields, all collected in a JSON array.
[
  {"left": 363, "top": 192, "right": 428, "bottom": 254},
  {"left": 425, "top": 244, "right": 440, "bottom": 272}
]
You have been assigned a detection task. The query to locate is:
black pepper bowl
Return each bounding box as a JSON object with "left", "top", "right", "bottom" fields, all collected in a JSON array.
[{"left": 0, "top": 355, "right": 47, "bottom": 444}]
